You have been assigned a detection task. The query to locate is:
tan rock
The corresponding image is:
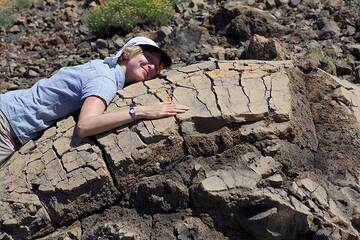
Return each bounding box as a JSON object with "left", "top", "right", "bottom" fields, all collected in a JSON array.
[
  {"left": 217, "top": 61, "right": 235, "bottom": 71},
  {"left": 2, "top": 60, "right": 359, "bottom": 239},
  {"left": 201, "top": 175, "right": 227, "bottom": 192},
  {"left": 268, "top": 71, "right": 291, "bottom": 121},
  {"left": 265, "top": 174, "right": 283, "bottom": 187},
  {"left": 206, "top": 69, "right": 240, "bottom": 87},
  {"left": 133, "top": 93, "right": 178, "bottom": 143},
  {"left": 1, "top": 116, "right": 120, "bottom": 238},
  {"left": 290, "top": 196, "right": 311, "bottom": 214},
  {"left": 241, "top": 70, "right": 269, "bottom": 118},
  {"left": 300, "top": 178, "right": 318, "bottom": 192},
  {"left": 118, "top": 82, "right": 148, "bottom": 98},
  {"left": 53, "top": 135, "right": 72, "bottom": 156},
  {"left": 0, "top": 153, "right": 54, "bottom": 239},
  {"left": 214, "top": 85, "right": 249, "bottom": 120},
  {"left": 249, "top": 156, "right": 281, "bottom": 177},
  {"left": 144, "top": 77, "right": 168, "bottom": 93},
  {"left": 289, "top": 182, "right": 307, "bottom": 201},
  {"left": 173, "top": 84, "right": 220, "bottom": 120},
  {"left": 56, "top": 117, "right": 76, "bottom": 134},
  {"left": 37, "top": 221, "right": 81, "bottom": 240},
  {"left": 312, "top": 185, "right": 328, "bottom": 207},
  {"left": 177, "top": 61, "right": 216, "bottom": 73}
]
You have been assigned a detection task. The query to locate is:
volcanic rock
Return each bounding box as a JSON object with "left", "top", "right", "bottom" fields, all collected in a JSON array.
[{"left": 1, "top": 60, "right": 359, "bottom": 239}]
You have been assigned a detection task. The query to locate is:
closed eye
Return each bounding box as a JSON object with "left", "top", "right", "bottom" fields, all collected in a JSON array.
[{"left": 144, "top": 53, "right": 161, "bottom": 73}]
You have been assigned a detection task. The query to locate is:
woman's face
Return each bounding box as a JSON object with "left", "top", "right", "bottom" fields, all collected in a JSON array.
[{"left": 125, "top": 50, "right": 161, "bottom": 83}]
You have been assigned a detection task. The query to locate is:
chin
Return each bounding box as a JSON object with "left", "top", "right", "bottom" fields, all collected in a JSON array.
[
  {"left": 130, "top": 74, "right": 145, "bottom": 83},
  {"left": 136, "top": 77, "right": 146, "bottom": 83}
]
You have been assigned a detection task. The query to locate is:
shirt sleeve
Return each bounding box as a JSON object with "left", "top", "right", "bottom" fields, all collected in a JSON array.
[{"left": 81, "top": 76, "right": 117, "bottom": 106}]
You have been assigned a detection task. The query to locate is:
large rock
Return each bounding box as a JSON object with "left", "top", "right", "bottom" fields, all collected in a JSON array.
[
  {"left": 242, "top": 34, "right": 289, "bottom": 60},
  {"left": 0, "top": 60, "right": 359, "bottom": 239},
  {"left": 0, "top": 117, "right": 120, "bottom": 239},
  {"left": 211, "top": 3, "right": 290, "bottom": 43}
]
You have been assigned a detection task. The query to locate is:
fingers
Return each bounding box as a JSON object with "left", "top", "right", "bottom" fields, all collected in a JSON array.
[
  {"left": 157, "top": 102, "right": 189, "bottom": 113},
  {"left": 140, "top": 102, "right": 189, "bottom": 120},
  {"left": 163, "top": 105, "right": 189, "bottom": 114},
  {"left": 163, "top": 103, "right": 189, "bottom": 109},
  {"left": 159, "top": 102, "right": 189, "bottom": 109}
]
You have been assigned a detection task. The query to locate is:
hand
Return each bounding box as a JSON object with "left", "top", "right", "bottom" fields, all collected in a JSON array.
[{"left": 135, "top": 102, "right": 189, "bottom": 120}]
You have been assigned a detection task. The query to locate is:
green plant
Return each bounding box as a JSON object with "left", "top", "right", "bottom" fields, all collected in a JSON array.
[
  {"left": 318, "top": 50, "right": 336, "bottom": 64},
  {"left": 0, "top": 0, "right": 30, "bottom": 28},
  {"left": 172, "top": 0, "right": 182, "bottom": 4},
  {"left": 13, "top": 0, "right": 30, "bottom": 9},
  {"left": 350, "top": 0, "right": 360, "bottom": 7},
  {"left": 0, "top": 9, "right": 14, "bottom": 28},
  {"left": 133, "top": 0, "right": 174, "bottom": 26},
  {"left": 349, "top": 0, "right": 360, "bottom": 14},
  {"left": 85, "top": 0, "right": 175, "bottom": 37}
]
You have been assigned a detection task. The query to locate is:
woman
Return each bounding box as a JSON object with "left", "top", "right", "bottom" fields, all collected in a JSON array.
[{"left": 0, "top": 36, "right": 189, "bottom": 164}]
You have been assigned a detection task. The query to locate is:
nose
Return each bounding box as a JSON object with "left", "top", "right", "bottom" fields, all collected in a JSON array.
[
  {"left": 147, "top": 63, "right": 155, "bottom": 71},
  {"left": 146, "top": 63, "right": 156, "bottom": 76}
]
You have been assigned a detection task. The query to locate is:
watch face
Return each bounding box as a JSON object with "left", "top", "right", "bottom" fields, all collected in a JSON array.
[{"left": 129, "top": 107, "right": 136, "bottom": 118}]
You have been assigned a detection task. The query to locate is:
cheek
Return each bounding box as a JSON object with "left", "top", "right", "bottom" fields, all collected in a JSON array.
[
  {"left": 125, "top": 56, "right": 149, "bottom": 81},
  {"left": 129, "top": 59, "right": 143, "bottom": 71},
  {"left": 126, "top": 63, "right": 145, "bottom": 82},
  {"left": 128, "top": 62, "right": 141, "bottom": 74},
  {"left": 130, "top": 55, "right": 147, "bottom": 66}
]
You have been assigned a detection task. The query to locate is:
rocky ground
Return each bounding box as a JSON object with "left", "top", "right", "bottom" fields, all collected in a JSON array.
[
  {"left": 0, "top": 0, "right": 359, "bottom": 92},
  {"left": 0, "top": 0, "right": 359, "bottom": 239}
]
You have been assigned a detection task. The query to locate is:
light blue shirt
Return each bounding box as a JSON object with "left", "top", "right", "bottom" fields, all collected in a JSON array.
[{"left": 0, "top": 59, "right": 125, "bottom": 144}]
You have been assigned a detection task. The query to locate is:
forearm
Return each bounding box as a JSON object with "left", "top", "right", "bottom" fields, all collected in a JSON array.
[
  {"left": 76, "top": 102, "right": 189, "bottom": 138},
  {"left": 77, "top": 108, "right": 136, "bottom": 138}
]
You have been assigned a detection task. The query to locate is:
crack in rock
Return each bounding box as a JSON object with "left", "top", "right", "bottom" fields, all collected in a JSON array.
[{"left": 238, "top": 71, "right": 252, "bottom": 112}]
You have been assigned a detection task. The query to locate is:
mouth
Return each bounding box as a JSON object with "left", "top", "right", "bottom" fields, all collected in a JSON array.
[{"left": 142, "top": 67, "right": 149, "bottom": 79}]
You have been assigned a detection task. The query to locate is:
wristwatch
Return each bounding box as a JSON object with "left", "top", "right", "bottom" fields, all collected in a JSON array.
[{"left": 129, "top": 106, "right": 136, "bottom": 119}]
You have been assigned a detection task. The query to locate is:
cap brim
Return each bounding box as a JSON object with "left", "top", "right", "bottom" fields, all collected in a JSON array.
[{"left": 139, "top": 44, "right": 172, "bottom": 68}]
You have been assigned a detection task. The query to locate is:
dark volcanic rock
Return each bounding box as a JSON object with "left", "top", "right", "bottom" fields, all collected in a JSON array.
[
  {"left": 242, "top": 34, "right": 289, "bottom": 60},
  {"left": 211, "top": 3, "right": 290, "bottom": 43}
]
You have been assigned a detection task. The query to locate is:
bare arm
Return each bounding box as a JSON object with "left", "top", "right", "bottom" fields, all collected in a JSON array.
[{"left": 76, "top": 96, "right": 189, "bottom": 138}]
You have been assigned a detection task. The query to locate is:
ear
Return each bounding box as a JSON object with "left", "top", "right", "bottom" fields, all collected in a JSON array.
[{"left": 119, "top": 52, "right": 129, "bottom": 64}]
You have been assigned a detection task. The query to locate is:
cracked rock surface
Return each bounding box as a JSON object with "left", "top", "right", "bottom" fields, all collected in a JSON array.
[{"left": 0, "top": 60, "right": 359, "bottom": 239}]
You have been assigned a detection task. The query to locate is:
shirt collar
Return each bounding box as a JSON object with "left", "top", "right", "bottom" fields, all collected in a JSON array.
[
  {"left": 104, "top": 59, "right": 125, "bottom": 90},
  {"left": 114, "top": 63, "right": 125, "bottom": 90}
]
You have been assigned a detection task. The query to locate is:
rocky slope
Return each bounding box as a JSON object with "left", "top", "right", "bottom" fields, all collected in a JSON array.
[
  {"left": 0, "top": 0, "right": 359, "bottom": 91},
  {"left": 0, "top": 0, "right": 359, "bottom": 239}
]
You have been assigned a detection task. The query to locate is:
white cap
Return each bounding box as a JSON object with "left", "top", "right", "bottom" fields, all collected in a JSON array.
[{"left": 104, "top": 36, "right": 172, "bottom": 67}]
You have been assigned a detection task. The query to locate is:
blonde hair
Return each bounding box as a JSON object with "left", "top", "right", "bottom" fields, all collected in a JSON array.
[
  {"left": 117, "top": 45, "right": 164, "bottom": 74},
  {"left": 118, "top": 46, "right": 143, "bottom": 64}
]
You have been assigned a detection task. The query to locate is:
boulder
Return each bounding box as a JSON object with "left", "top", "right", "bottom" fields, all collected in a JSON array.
[
  {"left": 0, "top": 60, "right": 359, "bottom": 239},
  {"left": 211, "top": 3, "right": 290, "bottom": 43},
  {"left": 347, "top": 44, "right": 360, "bottom": 60},
  {"left": 242, "top": 34, "right": 289, "bottom": 60},
  {"left": 354, "top": 65, "right": 360, "bottom": 83},
  {"left": 318, "top": 19, "right": 340, "bottom": 40}
]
